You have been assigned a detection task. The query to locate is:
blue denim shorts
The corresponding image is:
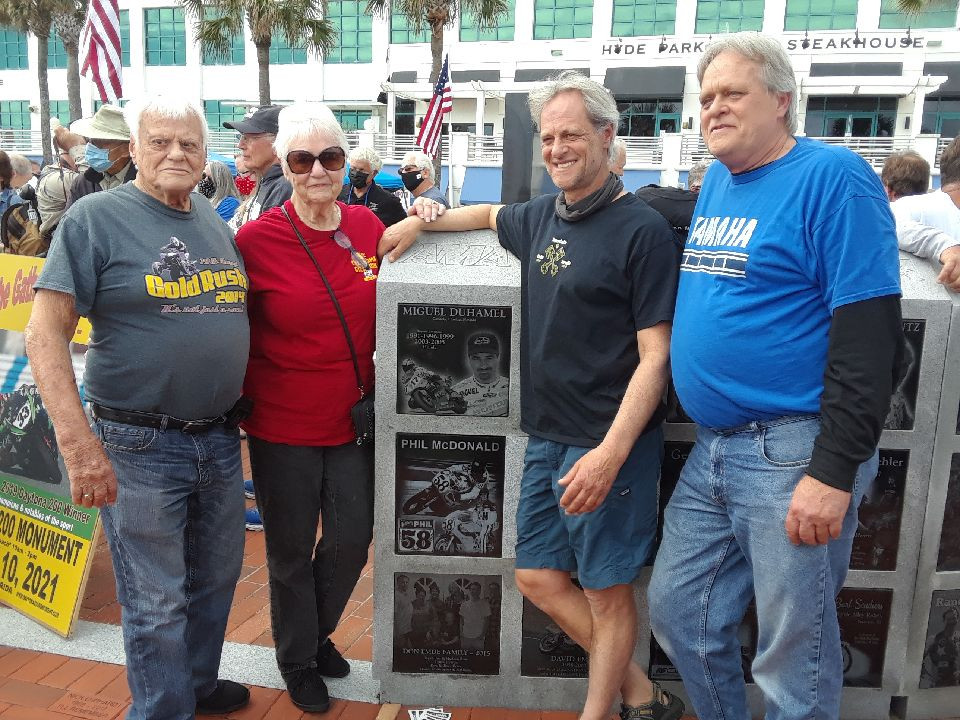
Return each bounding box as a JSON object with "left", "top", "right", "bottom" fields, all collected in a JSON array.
[{"left": 515, "top": 428, "right": 662, "bottom": 590}]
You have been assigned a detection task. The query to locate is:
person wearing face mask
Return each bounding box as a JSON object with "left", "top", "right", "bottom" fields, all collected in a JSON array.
[
  {"left": 65, "top": 105, "right": 136, "bottom": 209},
  {"left": 199, "top": 161, "right": 241, "bottom": 222},
  {"left": 398, "top": 150, "right": 449, "bottom": 208},
  {"left": 337, "top": 146, "right": 406, "bottom": 227}
]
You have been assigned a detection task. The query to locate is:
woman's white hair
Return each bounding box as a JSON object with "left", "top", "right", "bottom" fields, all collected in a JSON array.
[
  {"left": 348, "top": 145, "right": 384, "bottom": 175},
  {"left": 527, "top": 70, "right": 620, "bottom": 163},
  {"left": 274, "top": 103, "right": 349, "bottom": 167},
  {"left": 696, "top": 32, "right": 798, "bottom": 135},
  {"left": 124, "top": 95, "right": 208, "bottom": 147}
]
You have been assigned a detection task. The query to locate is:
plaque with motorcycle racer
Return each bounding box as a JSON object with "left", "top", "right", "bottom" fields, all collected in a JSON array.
[
  {"left": 884, "top": 319, "right": 923, "bottom": 431},
  {"left": 849, "top": 449, "right": 907, "bottom": 572},
  {"left": 396, "top": 303, "right": 511, "bottom": 417},
  {"left": 520, "top": 581, "right": 588, "bottom": 678},
  {"left": 395, "top": 433, "right": 504, "bottom": 558},
  {"left": 837, "top": 587, "right": 892, "bottom": 688}
]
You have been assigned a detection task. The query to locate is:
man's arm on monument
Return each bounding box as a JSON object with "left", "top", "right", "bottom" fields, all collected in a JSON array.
[
  {"left": 895, "top": 218, "right": 959, "bottom": 264},
  {"left": 25, "top": 289, "right": 117, "bottom": 508},
  {"left": 936, "top": 245, "right": 960, "bottom": 293},
  {"left": 558, "top": 322, "right": 672, "bottom": 515},
  {"left": 785, "top": 294, "right": 902, "bottom": 546},
  {"left": 379, "top": 202, "right": 502, "bottom": 261}
]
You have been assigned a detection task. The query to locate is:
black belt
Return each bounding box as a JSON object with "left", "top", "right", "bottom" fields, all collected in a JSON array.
[{"left": 91, "top": 403, "right": 227, "bottom": 434}]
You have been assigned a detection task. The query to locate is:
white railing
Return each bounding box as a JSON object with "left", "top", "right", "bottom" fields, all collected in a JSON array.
[
  {"left": 372, "top": 133, "right": 419, "bottom": 162},
  {"left": 810, "top": 136, "right": 913, "bottom": 168},
  {"left": 466, "top": 134, "right": 503, "bottom": 163},
  {"left": 680, "top": 133, "right": 713, "bottom": 165},
  {"left": 935, "top": 136, "right": 952, "bottom": 169},
  {"left": 0, "top": 129, "right": 44, "bottom": 153},
  {"left": 624, "top": 136, "right": 664, "bottom": 165}
]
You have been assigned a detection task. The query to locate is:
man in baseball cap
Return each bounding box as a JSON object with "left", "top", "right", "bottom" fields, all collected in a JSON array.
[
  {"left": 223, "top": 105, "right": 291, "bottom": 230},
  {"left": 452, "top": 331, "right": 508, "bottom": 416},
  {"left": 65, "top": 104, "right": 136, "bottom": 208}
]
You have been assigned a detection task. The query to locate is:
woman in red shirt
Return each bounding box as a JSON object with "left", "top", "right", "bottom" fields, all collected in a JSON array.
[{"left": 235, "top": 104, "right": 384, "bottom": 714}]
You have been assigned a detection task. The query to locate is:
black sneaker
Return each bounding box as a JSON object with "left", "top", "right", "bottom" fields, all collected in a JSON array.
[
  {"left": 316, "top": 639, "right": 350, "bottom": 678},
  {"left": 196, "top": 679, "right": 250, "bottom": 715},
  {"left": 282, "top": 666, "right": 330, "bottom": 713},
  {"left": 619, "top": 682, "right": 685, "bottom": 720}
]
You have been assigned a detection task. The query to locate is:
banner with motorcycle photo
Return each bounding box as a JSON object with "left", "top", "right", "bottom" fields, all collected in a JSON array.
[{"left": 0, "top": 254, "right": 98, "bottom": 637}]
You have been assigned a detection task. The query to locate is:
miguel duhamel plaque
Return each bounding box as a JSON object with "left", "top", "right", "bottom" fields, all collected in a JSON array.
[
  {"left": 937, "top": 454, "right": 960, "bottom": 571},
  {"left": 395, "top": 434, "right": 504, "bottom": 558},
  {"left": 850, "top": 449, "right": 908, "bottom": 571},
  {"left": 397, "top": 303, "right": 511, "bottom": 417},
  {"left": 920, "top": 589, "right": 960, "bottom": 688},
  {"left": 520, "top": 581, "right": 587, "bottom": 678},
  {"left": 836, "top": 588, "right": 892, "bottom": 688},
  {"left": 393, "top": 572, "right": 500, "bottom": 675},
  {"left": 884, "top": 319, "right": 924, "bottom": 431}
]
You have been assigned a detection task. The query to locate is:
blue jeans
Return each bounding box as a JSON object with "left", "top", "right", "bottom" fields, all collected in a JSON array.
[
  {"left": 648, "top": 416, "right": 876, "bottom": 720},
  {"left": 97, "top": 420, "right": 245, "bottom": 720}
]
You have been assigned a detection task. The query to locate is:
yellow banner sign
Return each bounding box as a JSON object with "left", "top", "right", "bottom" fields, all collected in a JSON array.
[
  {"left": 0, "top": 477, "right": 99, "bottom": 636},
  {"left": 0, "top": 255, "right": 91, "bottom": 344}
]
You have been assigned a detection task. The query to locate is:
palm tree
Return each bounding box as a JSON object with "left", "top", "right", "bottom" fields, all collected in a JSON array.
[
  {"left": 365, "top": 0, "right": 507, "bottom": 180},
  {"left": 0, "top": 0, "right": 75, "bottom": 163},
  {"left": 181, "top": 0, "right": 338, "bottom": 106},
  {"left": 893, "top": 0, "right": 946, "bottom": 13},
  {"left": 52, "top": 1, "right": 86, "bottom": 123}
]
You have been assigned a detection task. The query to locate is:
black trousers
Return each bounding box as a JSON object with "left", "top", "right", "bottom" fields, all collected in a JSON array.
[{"left": 248, "top": 435, "right": 374, "bottom": 668}]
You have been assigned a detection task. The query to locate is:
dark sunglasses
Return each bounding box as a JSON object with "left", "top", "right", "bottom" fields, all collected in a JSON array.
[{"left": 285, "top": 147, "right": 346, "bottom": 174}]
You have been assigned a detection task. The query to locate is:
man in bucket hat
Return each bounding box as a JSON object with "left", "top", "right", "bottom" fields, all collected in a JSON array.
[
  {"left": 66, "top": 104, "right": 136, "bottom": 208},
  {"left": 223, "top": 105, "right": 291, "bottom": 230}
]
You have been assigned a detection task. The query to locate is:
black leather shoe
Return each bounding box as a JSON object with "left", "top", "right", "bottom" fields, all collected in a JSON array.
[
  {"left": 316, "top": 639, "right": 350, "bottom": 678},
  {"left": 283, "top": 666, "right": 330, "bottom": 713},
  {"left": 196, "top": 679, "right": 250, "bottom": 715}
]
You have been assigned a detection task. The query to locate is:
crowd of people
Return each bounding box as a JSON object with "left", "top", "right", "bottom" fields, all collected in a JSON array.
[{"left": 9, "top": 26, "right": 960, "bottom": 720}]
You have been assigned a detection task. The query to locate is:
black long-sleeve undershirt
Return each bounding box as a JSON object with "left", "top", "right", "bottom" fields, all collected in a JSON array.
[{"left": 805, "top": 295, "right": 904, "bottom": 492}]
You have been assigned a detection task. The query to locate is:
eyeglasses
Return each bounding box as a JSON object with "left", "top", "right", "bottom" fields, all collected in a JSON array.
[
  {"left": 399, "top": 165, "right": 419, "bottom": 174},
  {"left": 285, "top": 147, "right": 346, "bottom": 174}
]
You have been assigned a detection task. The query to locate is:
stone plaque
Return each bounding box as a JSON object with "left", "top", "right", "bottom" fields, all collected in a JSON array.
[
  {"left": 937, "top": 453, "right": 960, "bottom": 571},
  {"left": 884, "top": 319, "right": 924, "bottom": 431},
  {"left": 393, "top": 572, "right": 501, "bottom": 675},
  {"left": 395, "top": 433, "right": 505, "bottom": 558},
  {"left": 850, "top": 449, "right": 908, "bottom": 571},
  {"left": 919, "top": 589, "right": 960, "bottom": 689},
  {"left": 520, "top": 583, "right": 588, "bottom": 678},
  {"left": 397, "top": 303, "right": 511, "bottom": 417},
  {"left": 837, "top": 587, "right": 892, "bottom": 688}
]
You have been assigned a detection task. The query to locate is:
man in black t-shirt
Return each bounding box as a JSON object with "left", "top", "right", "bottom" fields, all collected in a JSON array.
[
  {"left": 634, "top": 159, "right": 711, "bottom": 246},
  {"left": 338, "top": 146, "right": 406, "bottom": 227},
  {"left": 382, "top": 73, "right": 682, "bottom": 720}
]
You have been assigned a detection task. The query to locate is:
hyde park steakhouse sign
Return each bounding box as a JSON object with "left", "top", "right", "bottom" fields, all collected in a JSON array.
[{"left": 600, "top": 32, "right": 926, "bottom": 56}]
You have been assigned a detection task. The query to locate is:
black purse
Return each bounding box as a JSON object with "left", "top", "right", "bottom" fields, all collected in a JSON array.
[{"left": 281, "top": 206, "right": 374, "bottom": 445}]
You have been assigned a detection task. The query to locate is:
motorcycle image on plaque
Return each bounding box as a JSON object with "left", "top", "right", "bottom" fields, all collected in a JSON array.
[
  {"left": 884, "top": 319, "right": 924, "bottom": 431},
  {"left": 395, "top": 433, "right": 504, "bottom": 558},
  {"left": 850, "top": 449, "right": 908, "bottom": 571},
  {"left": 920, "top": 589, "right": 960, "bottom": 688},
  {"left": 396, "top": 304, "right": 511, "bottom": 417},
  {"left": 393, "top": 572, "right": 501, "bottom": 675},
  {"left": 837, "top": 587, "right": 893, "bottom": 688},
  {"left": 520, "top": 587, "right": 588, "bottom": 678}
]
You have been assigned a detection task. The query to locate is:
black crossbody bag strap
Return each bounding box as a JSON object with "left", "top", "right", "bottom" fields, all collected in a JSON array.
[{"left": 281, "top": 205, "right": 366, "bottom": 400}]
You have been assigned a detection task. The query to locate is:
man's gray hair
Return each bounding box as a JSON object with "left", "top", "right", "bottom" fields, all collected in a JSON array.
[
  {"left": 528, "top": 71, "right": 621, "bottom": 163},
  {"left": 687, "top": 159, "right": 713, "bottom": 190},
  {"left": 401, "top": 150, "right": 433, "bottom": 177},
  {"left": 8, "top": 153, "right": 32, "bottom": 177},
  {"left": 349, "top": 145, "right": 384, "bottom": 175},
  {"left": 696, "top": 32, "right": 798, "bottom": 135},
  {"left": 612, "top": 138, "right": 627, "bottom": 159},
  {"left": 274, "top": 103, "right": 349, "bottom": 166},
  {"left": 125, "top": 96, "right": 209, "bottom": 147}
]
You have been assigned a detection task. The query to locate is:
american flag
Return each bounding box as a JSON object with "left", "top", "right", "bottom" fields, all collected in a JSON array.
[
  {"left": 80, "top": 0, "right": 123, "bottom": 103},
  {"left": 417, "top": 55, "right": 453, "bottom": 158}
]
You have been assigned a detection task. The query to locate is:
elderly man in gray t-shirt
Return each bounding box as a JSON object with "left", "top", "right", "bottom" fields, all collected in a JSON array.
[{"left": 26, "top": 96, "right": 251, "bottom": 720}]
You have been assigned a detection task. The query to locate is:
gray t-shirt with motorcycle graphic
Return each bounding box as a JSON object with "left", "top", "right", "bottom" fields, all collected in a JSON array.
[{"left": 37, "top": 182, "right": 250, "bottom": 419}]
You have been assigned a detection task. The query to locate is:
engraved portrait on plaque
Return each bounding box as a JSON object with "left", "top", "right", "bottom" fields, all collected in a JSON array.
[
  {"left": 919, "top": 589, "right": 960, "bottom": 689},
  {"left": 884, "top": 319, "right": 924, "bottom": 431},
  {"left": 397, "top": 304, "right": 511, "bottom": 417},
  {"left": 937, "top": 454, "right": 960, "bottom": 571},
  {"left": 393, "top": 572, "right": 501, "bottom": 675},
  {"left": 395, "top": 434, "right": 504, "bottom": 558},
  {"left": 520, "top": 584, "right": 588, "bottom": 678},
  {"left": 836, "top": 587, "right": 892, "bottom": 688},
  {"left": 850, "top": 449, "right": 908, "bottom": 571}
]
